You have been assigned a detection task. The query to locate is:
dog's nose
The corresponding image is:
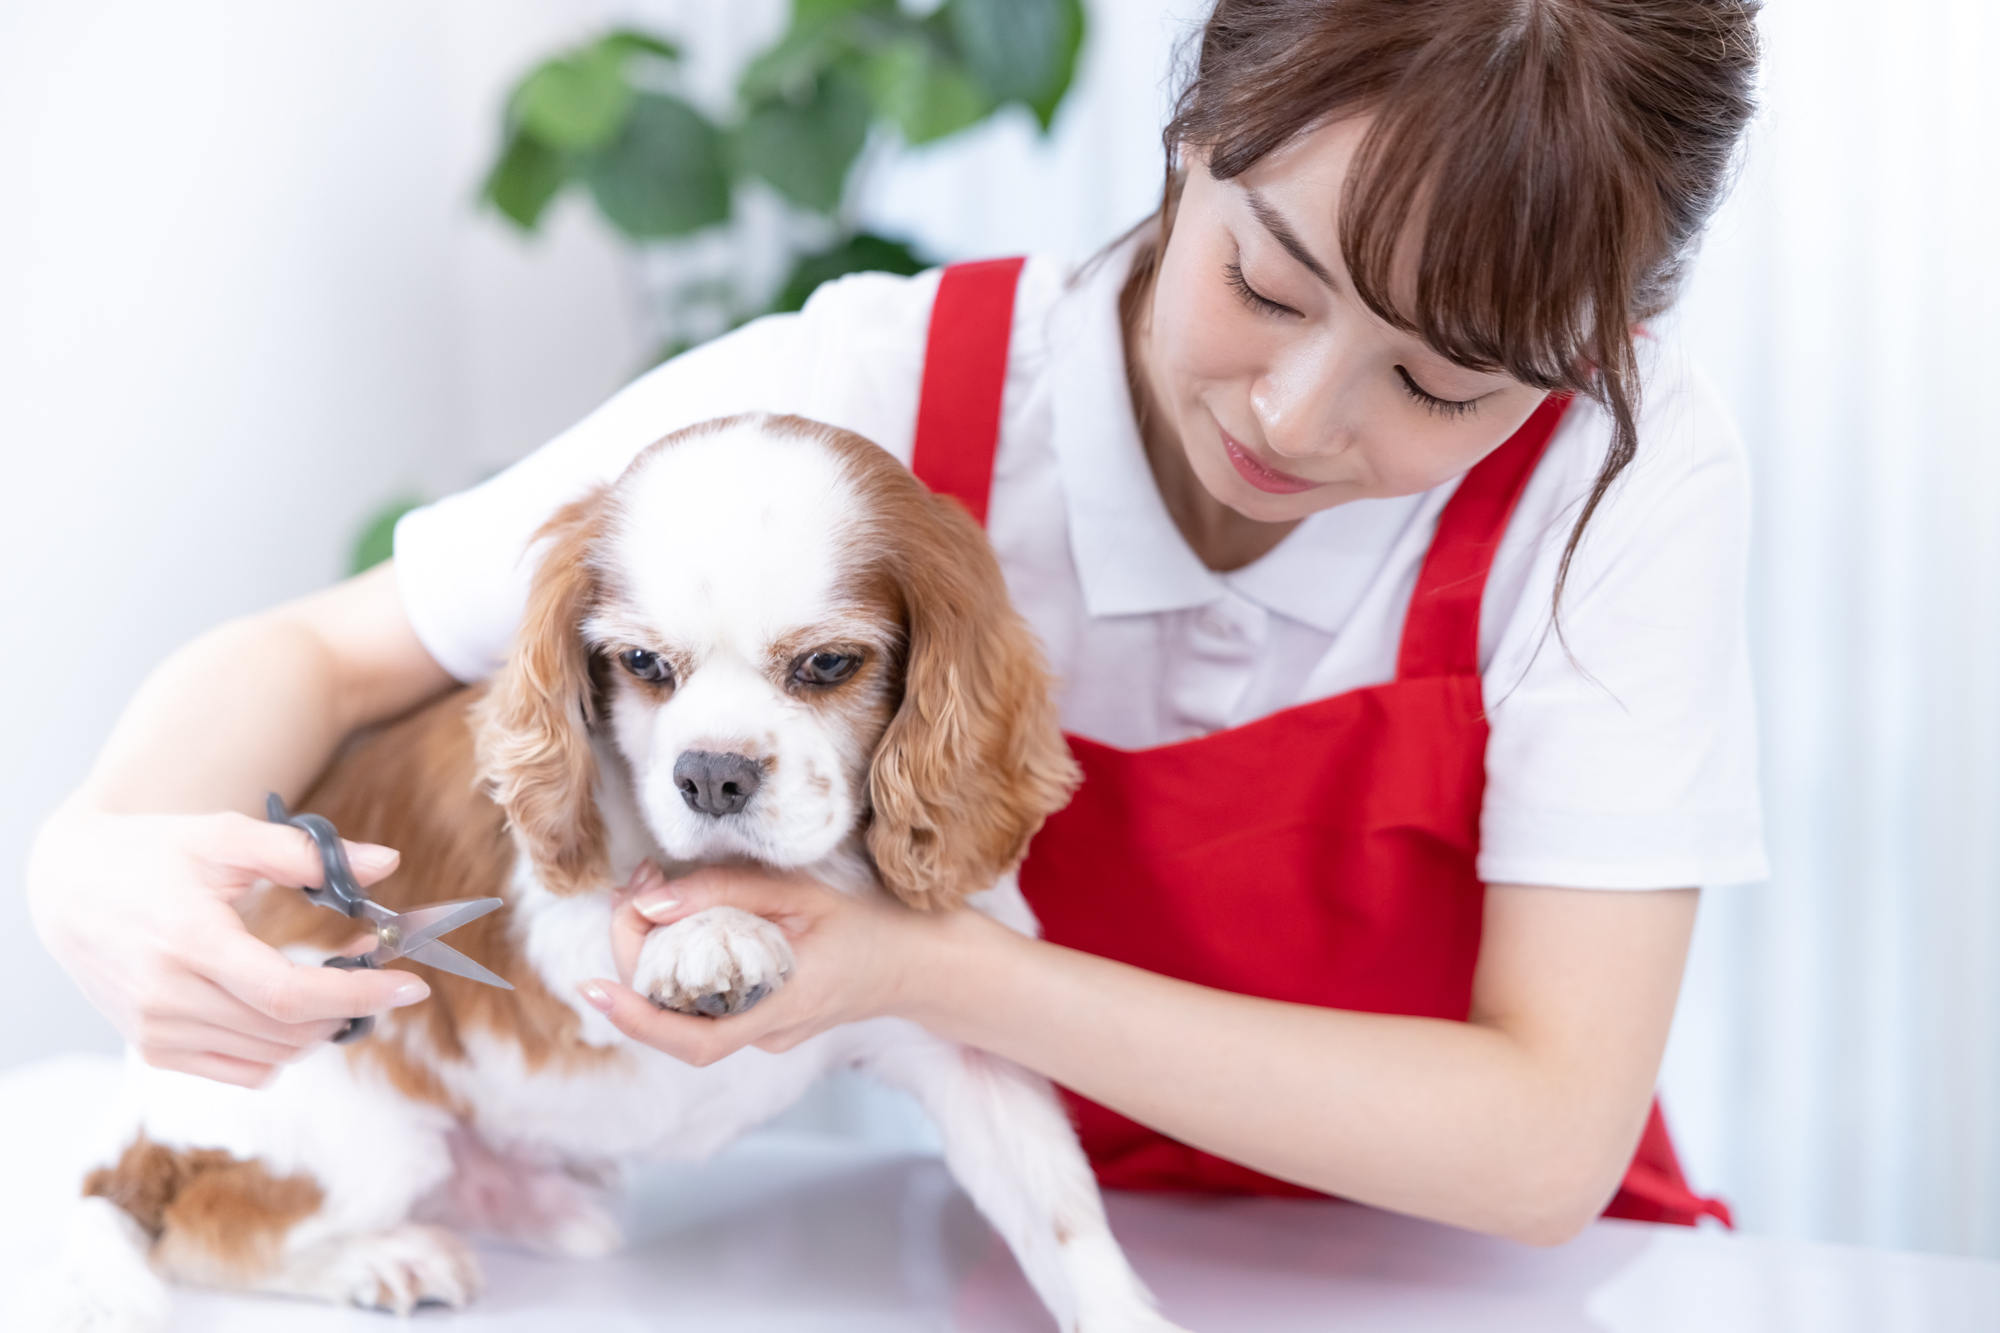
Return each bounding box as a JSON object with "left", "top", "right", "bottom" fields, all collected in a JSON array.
[{"left": 674, "top": 750, "right": 762, "bottom": 817}]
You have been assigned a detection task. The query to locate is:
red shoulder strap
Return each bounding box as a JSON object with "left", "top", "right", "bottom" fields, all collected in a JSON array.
[
  {"left": 1396, "top": 394, "right": 1572, "bottom": 681},
  {"left": 910, "top": 257, "right": 1027, "bottom": 525}
]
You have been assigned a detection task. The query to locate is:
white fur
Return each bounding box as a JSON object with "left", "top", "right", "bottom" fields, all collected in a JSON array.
[
  {"left": 61, "top": 416, "right": 1187, "bottom": 1333},
  {"left": 28, "top": 1199, "right": 170, "bottom": 1333},
  {"left": 632, "top": 906, "right": 795, "bottom": 1015}
]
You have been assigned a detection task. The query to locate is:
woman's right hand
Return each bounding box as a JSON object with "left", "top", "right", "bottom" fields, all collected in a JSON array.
[{"left": 27, "top": 802, "right": 432, "bottom": 1088}]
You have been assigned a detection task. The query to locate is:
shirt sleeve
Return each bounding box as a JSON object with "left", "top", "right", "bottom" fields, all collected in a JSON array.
[
  {"left": 393, "top": 267, "right": 941, "bottom": 682},
  {"left": 1476, "top": 349, "right": 1768, "bottom": 890}
]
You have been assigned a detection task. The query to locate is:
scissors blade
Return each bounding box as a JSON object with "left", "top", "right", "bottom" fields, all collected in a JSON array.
[
  {"left": 402, "top": 937, "right": 515, "bottom": 990},
  {"left": 374, "top": 898, "right": 505, "bottom": 958}
]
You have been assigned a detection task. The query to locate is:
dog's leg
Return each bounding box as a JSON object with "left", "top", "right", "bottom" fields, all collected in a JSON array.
[
  {"left": 30, "top": 1196, "right": 172, "bottom": 1333},
  {"left": 65, "top": 1044, "right": 478, "bottom": 1317},
  {"left": 868, "top": 1034, "right": 1189, "bottom": 1333}
]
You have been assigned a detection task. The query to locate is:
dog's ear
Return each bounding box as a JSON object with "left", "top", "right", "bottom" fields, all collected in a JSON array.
[
  {"left": 866, "top": 494, "right": 1081, "bottom": 911},
  {"left": 473, "top": 489, "right": 611, "bottom": 896}
]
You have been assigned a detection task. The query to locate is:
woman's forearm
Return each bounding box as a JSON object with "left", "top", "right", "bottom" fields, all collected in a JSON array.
[
  {"left": 80, "top": 563, "right": 451, "bottom": 816},
  {"left": 905, "top": 885, "right": 1696, "bottom": 1244}
]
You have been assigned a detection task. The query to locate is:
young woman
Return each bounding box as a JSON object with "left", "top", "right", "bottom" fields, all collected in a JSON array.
[{"left": 29, "top": 0, "right": 1764, "bottom": 1245}]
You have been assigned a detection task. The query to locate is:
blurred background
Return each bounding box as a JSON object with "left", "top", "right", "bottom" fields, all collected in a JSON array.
[{"left": 3, "top": 0, "right": 1997, "bottom": 1264}]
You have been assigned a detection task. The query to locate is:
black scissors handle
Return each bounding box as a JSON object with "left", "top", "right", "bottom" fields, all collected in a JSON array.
[
  {"left": 268, "top": 793, "right": 376, "bottom": 1043},
  {"left": 266, "top": 793, "right": 368, "bottom": 917}
]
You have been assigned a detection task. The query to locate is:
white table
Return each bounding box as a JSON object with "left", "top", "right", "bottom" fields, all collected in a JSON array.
[{"left": 3, "top": 1055, "right": 1995, "bottom": 1331}]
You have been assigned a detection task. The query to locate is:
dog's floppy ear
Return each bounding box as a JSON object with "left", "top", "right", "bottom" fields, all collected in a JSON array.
[
  {"left": 473, "top": 489, "right": 611, "bottom": 896},
  {"left": 867, "top": 493, "right": 1081, "bottom": 911}
]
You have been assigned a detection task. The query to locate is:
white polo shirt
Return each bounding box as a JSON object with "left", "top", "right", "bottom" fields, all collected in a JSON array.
[{"left": 396, "top": 243, "right": 1767, "bottom": 892}]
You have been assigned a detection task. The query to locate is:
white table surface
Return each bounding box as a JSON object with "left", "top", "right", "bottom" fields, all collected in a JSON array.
[{"left": 3, "top": 1055, "right": 1996, "bottom": 1332}]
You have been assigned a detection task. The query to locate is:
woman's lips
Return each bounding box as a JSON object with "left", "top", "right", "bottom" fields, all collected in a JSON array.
[{"left": 1222, "top": 432, "right": 1320, "bottom": 495}]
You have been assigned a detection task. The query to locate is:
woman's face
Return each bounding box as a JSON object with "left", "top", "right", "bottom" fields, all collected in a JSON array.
[{"left": 1145, "top": 117, "right": 1549, "bottom": 524}]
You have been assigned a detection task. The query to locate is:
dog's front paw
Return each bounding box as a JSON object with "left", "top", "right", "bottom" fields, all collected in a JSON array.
[{"left": 634, "top": 906, "right": 794, "bottom": 1016}]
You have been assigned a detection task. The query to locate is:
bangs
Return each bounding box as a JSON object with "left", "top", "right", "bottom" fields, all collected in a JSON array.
[
  {"left": 1171, "top": 0, "right": 1754, "bottom": 399},
  {"left": 1162, "top": 0, "right": 1759, "bottom": 614}
]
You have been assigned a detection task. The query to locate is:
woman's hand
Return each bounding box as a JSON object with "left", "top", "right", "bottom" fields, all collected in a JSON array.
[
  {"left": 27, "top": 802, "right": 432, "bottom": 1088},
  {"left": 578, "top": 862, "right": 972, "bottom": 1065}
]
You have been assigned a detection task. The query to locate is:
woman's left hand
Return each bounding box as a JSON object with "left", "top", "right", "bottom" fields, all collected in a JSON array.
[{"left": 578, "top": 862, "right": 960, "bottom": 1065}]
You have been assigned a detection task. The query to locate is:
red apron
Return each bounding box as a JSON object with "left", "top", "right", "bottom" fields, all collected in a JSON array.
[{"left": 912, "top": 257, "right": 1729, "bottom": 1227}]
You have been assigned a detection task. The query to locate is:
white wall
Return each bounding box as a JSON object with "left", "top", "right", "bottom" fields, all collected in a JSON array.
[{"left": 0, "top": 0, "right": 641, "bottom": 1066}]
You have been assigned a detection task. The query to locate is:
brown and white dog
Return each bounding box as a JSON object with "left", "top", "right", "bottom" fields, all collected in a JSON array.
[{"left": 47, "top": 414, "right": 1187, "bottom": 1332}]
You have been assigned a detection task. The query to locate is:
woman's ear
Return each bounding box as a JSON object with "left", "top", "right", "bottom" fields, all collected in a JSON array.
[
  {"left": 473, "top": 490, "right": 611, "bottom": 896},
  {"left": 867, "top": 494, "right": 1081, "bottom": 911}
]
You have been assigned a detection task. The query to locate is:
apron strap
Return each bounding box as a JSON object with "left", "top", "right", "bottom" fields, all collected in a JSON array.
[
  {"left": 1395, "top": 394, "right": 1572, "bottom": 681},
  {"left": 909, "top": 255, "right": 1571, "bottom": 687},
  {"left": 911, "top": 257, "right": 1028, "bottom": 524}
]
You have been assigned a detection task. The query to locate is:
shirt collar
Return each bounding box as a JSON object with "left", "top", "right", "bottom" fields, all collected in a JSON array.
[
  {"left": 1047, "top": 238, "right": 1434, "bottom": 636},
  {"left": 1049, "top": 240, "right": 1224, "bottom": 619}
]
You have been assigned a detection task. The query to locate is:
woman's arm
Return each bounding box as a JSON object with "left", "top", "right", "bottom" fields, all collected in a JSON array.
[
  {"left": 27, "top": 562, "right": 455, "bottom": 1086},
  {"left": 583, "top": 870, "right": 1695, "bottom": 1245}
]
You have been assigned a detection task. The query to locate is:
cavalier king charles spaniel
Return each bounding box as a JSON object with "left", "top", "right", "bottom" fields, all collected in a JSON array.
[{"left": 49, "top": 414, "right": 1186, "bottom": 1332}]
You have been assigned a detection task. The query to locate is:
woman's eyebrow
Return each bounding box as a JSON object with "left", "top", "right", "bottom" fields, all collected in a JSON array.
[{"left": 1243, "top": 188, "right": 1335, "bottom": 288}]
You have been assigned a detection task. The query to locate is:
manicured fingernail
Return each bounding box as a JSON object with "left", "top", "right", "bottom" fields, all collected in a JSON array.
[
  {"left": 348, "top": 842, "right": 398, "bottom": 874},
  {"left": 636, "top": 891, "right": 681, "bottom": 921},
  {"left": 579, "top": 981, "right": 612, "bottom": 1013},
  {"left": 389, "top": 979, "right": 430, "bottom": 1006}
]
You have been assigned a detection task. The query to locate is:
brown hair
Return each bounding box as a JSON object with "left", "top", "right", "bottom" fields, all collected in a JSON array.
[{"left": 1144, "top": 0, "right": 1760, "bottom": 607}]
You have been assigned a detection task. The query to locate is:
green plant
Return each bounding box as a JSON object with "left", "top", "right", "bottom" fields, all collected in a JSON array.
[{"left": 481, "top": 0, "right": 1085, "bottom": 336}]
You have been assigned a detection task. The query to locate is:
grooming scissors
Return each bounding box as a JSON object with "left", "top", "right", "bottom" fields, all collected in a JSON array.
[{"left": 266, "top": 793, "right": 513, "bottom": 1043}]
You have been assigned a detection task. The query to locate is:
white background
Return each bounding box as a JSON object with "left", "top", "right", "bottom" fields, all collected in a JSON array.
[{"left": 2, "top": 0, "right": 1995, "bottom": 1260}]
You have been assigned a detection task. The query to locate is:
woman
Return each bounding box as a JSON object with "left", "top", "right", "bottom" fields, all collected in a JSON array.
[{"left": 29, "top": 0, "right": 1764, "bottom": 1245}]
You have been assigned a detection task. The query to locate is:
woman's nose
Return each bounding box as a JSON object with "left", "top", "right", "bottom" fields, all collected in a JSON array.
[{"left": 1253, "top": 335, "right": 1358, "bottom": 460}]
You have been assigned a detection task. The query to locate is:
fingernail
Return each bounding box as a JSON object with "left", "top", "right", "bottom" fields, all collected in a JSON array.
[
  {"left": 579, "top": 981, "right": 612, "bottom": 1013},
  {"left": 636, "top": 891, "right": 681, "bottom": 921},
  {"left": 348, "top": 842, "right": 398, "bottom": 874},
  {"left": 389, "top": 979, "right": 430, "bottom": 1006}
]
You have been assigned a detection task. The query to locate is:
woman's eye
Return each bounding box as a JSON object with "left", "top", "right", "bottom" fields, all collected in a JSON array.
[
  {"left": 1394, "top": 365, "right": 1481, "bottom": 419},
  {"left": 618, "top": 649, "right": 672, "bottom": 684},
  {"left": 1224, "top": 261, "right": 1295, "bottom": 317},
  {"left": 792, "top": 650, "right": 861, "bottom": 686}
]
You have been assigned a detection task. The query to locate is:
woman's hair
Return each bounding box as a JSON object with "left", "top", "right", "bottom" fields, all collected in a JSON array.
[{"left": 1139, "top": 0, "right": 1761, "bottom": 610}]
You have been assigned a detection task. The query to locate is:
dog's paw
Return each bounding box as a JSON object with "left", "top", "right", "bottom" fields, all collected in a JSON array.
[
  {"left": 634, "top": 906, "right": 794, "bottom": 1016},
  {"left": 306, "top": 1224, "right": 482, "bottom": 1315}
]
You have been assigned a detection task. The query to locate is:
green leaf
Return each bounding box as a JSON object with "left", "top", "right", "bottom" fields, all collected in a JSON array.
[
  {"left": 349, "top": 496, "right": 424, "bottom": 577},
  {"left": 601, "top": 29, "right": 680, "bottom": 62},
  {"left": 584, "top": 92, "right": 732, "bottom": 239},
  {"left": 944, "top": 0, "right": 1083, "bottom": 129},
  {"left": 735, "top": 69, "right": 870, "bottom": 213},
  {"left": 483, "top": 127, "right": 571, "bottom": 229},
  {"left": 796, "top": 0, "right": 896, "bottom": 22},
  {"left": 773, "top": 232, "right": 928, "bottom": 313},
  {"left": 863, "top": 36, "right": 992, "bottom": 145},
  {"left": 517, "top": 44, "right": 634, "bottom": 150}
]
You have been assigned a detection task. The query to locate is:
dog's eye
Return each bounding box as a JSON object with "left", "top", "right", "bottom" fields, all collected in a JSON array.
[
  {"left": 618, "top": 649, "right": 673, "bottom": 684},
  {"left": 792, "top": 650, "right": 861, "bottom": 687}
]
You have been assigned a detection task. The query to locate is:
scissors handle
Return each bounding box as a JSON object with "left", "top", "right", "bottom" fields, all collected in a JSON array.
[
  {"left": 321, "top": 954, "right": 376, "bottom": 1044},
  {"left": 265, "top": 793, "right": 368, "bottom": 917}
]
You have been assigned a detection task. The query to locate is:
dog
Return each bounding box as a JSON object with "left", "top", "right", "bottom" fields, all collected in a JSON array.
[{"left": 47, "top": 414, "right": 1187, "bottom": 1332}]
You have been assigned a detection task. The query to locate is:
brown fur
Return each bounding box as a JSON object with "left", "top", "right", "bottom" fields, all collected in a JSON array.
[
  {"left": 813, "top": 422, "right": 1082, "bottom": 909},
  {"left": 466, "top": 413, "right": 1077, "bottom": 915},
  {"left": 241, "top": 688, "right": 623, "bottom": 1113},
  {"left": 468, "top": 493, "right": 614, "bottom": 898},
  {"left": 84, "top": 1135, "right": 323, "bottom": 1282}
]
